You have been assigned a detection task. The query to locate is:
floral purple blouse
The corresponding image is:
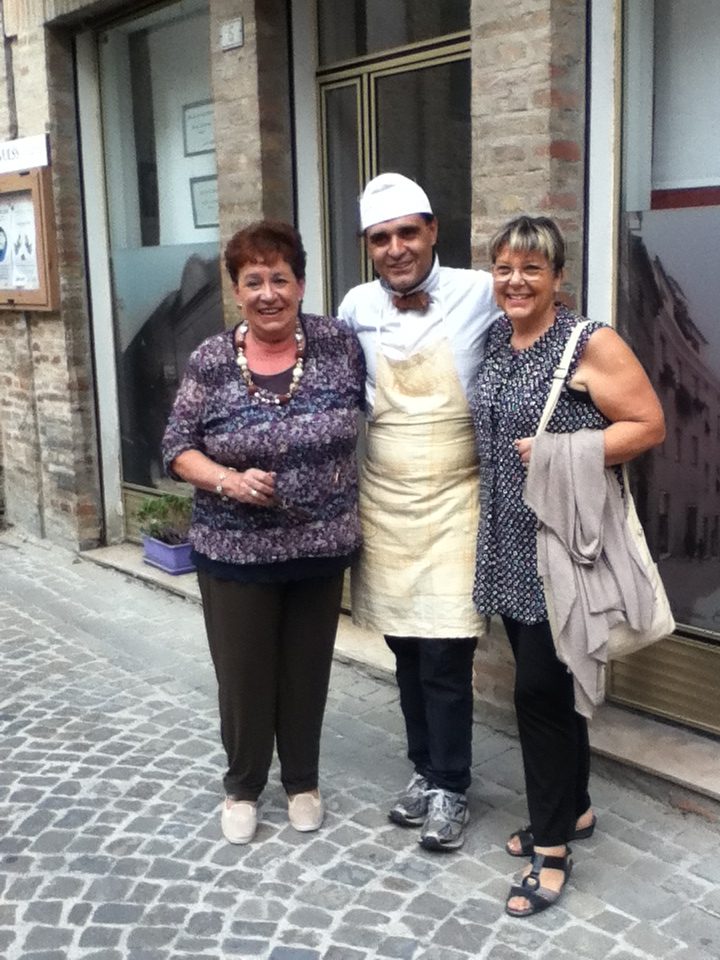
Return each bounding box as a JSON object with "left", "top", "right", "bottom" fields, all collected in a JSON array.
[{"left": 162, "top": 313, "right": 365, "bottom": 566}]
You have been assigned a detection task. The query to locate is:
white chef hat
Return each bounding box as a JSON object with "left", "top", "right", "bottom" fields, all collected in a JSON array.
[{"left": 359, "top": 173, "right": 433, "bottom": 231}]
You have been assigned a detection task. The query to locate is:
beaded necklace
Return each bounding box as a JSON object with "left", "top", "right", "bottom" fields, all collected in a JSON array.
[{"left": 235, "top": 320, "right": 306, "bottom": 405}]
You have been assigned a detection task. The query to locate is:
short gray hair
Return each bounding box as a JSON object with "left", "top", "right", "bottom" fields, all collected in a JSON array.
[{"left": 489, "top": 216, "right": 565, "bottom": 274}]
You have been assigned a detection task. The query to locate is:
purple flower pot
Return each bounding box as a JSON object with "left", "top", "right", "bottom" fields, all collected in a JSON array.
[{"left": 142, "top": 536, "right": 196, "bottom": 575}]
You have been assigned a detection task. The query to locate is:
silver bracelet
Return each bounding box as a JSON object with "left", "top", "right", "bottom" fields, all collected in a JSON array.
[{"left": 214, "top": 466, "right": 236, "bottom": 496}]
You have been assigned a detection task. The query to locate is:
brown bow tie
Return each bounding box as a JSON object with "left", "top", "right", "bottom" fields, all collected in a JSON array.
[{"left": 391, "top": 290, "right": 431, "bottom": 313}]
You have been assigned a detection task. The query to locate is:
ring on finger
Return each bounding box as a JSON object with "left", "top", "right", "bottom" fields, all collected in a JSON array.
[{"left": 251, "top": 488, "right": 259, "bottom": 498}]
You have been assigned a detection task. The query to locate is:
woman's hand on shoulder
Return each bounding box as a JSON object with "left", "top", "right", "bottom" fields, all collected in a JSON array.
[{"left": 572, "top": 326, "right": 665, "bottom": 464}]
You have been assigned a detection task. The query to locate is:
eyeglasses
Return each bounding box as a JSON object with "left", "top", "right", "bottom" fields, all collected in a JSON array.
[{"left": 492, "top": 264, "right": 548, "bottom": 282}]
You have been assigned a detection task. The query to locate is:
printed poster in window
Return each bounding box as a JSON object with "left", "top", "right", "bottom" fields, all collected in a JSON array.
[
  {"left": 0, "top": 190, "right": 39, "bottom": 290},
  {"left": 0, "top": 198, "right": 11, "bottom": 288}
]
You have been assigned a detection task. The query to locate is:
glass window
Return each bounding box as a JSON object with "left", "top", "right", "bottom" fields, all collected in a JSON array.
[
  {"left": 323, "top": 83, "right": 362, "bottom": 309},
  {"left": 375, "top": 59, "right": 471, "bottom": 270},
  {"left": 100, "top": 0, "right": 222, "bottom": 490},
  {"left": 652, "top": 0, "right": 720, "bottom": 194},
  {"left": 318, "top": 0, "right": 469, "bottom": 65},
  {"left": 319, "top": 38, "right": 470, "bottom": 310},
  {"left": 619, "top": 0, "right": 720, "bottom": 635}
]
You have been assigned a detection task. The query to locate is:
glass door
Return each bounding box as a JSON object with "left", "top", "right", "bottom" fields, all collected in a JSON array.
[
  {"left": 321, "top": 80, "right": 364, "bottom": 311},
  {"left": 607, "top": 0, "right": 720, "bottom": 734},
  {"left": 617, "top": 0, "right": 720, "bottom": 638},
  {"left": 318, "top": 28, "right": 470, "bottom": 311},
  {"left": 99, "top": 0, "right": 222, "bottom": 510},
  {"left": 374, "top": 56, "right": 471, "bottom": 274}
]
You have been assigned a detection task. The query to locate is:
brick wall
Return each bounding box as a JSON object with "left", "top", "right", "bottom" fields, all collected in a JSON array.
[
  {"left": 470, "top": 0, "right": 587, "bottom": 303},
  {"left": 0, "top": 18, "right": 104, "bottom": 547},
  {"left": 0, "top": 9, "right": 107, "bottom": 548},
  {"left": 470, "top": 0, "right": 588, "bottom": 710},
  {"left": 0, "top": 0, "right": 296, "bottom": 548},
  {"left": 211, "top": 0, "right": 294, "bottom": 319},
  {"left": 0, "top": 315, "right": 44, "bottom": 537}
]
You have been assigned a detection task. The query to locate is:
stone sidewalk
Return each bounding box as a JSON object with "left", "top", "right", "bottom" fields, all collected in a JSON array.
[{"left": 1, "top": 531, "right": 719, "bottom": 960}]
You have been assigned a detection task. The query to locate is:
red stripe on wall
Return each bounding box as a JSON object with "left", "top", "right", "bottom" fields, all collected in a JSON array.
[{"left": 651, "top": 186, "right": 720, "bottom": 209}]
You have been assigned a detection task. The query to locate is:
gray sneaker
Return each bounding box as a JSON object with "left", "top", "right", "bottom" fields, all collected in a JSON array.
[
  {"left": 419, "top": 788, "right": 469, "bottom": 851},
  {"left": 389, "top": 772, "right": 430, "bottom": 826}
]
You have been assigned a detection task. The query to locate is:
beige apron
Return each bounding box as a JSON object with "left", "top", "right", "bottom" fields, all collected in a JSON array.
[{"left": 351, "top": 336, "right": 484, "bottom": 637}]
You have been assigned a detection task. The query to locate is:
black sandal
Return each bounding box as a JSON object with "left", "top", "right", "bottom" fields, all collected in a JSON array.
[
  {"left": 572, "top": 813, "right": 597, "bottom": 840},
  {"left": 505, "top": 824, "right": 534, "bottom": 857},
  {"left": 505, "top": 848, "right": 573, "bottom": 918},
  {"left": 505, "top": 813, "right": 596, "bottom": 857}
]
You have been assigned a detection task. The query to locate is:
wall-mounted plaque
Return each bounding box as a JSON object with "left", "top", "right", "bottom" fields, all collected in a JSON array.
[
  {"left": 183, "top": 100, "right": 216, "bottom": 156},
  {"left": 190, "top": 175, "right": 219, "bottom": 229}
]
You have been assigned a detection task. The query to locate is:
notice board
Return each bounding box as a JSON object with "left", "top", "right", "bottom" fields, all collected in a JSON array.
[{"left": 0, "top": 166, "right": 59, "bottom": 311}]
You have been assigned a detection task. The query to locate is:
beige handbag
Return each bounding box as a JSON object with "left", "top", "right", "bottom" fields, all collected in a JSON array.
[
  {"left": 536, "top": 321, "right": 675, "bottom": 660},
  {"left": 605, "top": 470, "right": 676, "bottom": 657}
]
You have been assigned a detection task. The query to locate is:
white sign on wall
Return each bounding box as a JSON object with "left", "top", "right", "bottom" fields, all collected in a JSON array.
[
  {"left": 220, "top": 18, "right": 244, "bottom": 51},
  {"left": 0, "top": 191, "right": 39, "bottom": 290},
  {"left": 0, "top": 135, "right": 49, "bottom": 175}
]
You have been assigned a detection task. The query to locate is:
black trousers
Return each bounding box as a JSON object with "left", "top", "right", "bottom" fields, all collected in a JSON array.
[
  {"left": 198, "top": 571, "right": 344, "bottom": 801},
  {"left": 502, "top": 616, "right": 591, "bottom": 847},
  {"left": 385, "top": 635, "right": 477, "bottom": 794}
]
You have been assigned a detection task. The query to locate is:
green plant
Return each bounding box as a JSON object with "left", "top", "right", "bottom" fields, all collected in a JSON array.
[{"left": 137, "top": 493, "right": 192, "bottom": 545}]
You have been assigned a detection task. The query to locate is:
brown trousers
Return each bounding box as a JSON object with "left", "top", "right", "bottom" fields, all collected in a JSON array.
[{"left": 198, "top": 571, "right": 344, "bottom": 801}]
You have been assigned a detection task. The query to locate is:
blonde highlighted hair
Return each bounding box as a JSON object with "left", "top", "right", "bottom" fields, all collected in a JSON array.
[{"left": 489, "top": 215, "right": 565, "bottom": 275}]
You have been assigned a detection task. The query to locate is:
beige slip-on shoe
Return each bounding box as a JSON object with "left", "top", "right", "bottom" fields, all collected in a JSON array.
[
  {"left": 221, "top": 798, "right": 257, "bottom": 844},
  {"left": 288, "top": 790, "right": 324, "bottom": 832}
]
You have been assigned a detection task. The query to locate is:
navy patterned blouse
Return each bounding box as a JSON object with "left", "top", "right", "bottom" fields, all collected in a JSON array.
[
  {"left": 162, "top": 313, "right": 365, "bottom": 568},
  {"left": 470, "top": 306, "right": 609, "bottom": 624}
]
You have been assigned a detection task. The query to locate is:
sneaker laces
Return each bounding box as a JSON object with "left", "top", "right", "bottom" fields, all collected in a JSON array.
[
  {"left": 425, "top": 788, "right": 459, "bottom": 818},
  {"left": 408, "top": 772, "right": 429, "bottom": 792}
]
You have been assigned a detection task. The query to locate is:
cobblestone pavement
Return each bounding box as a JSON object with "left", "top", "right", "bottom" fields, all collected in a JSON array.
[{"left": 1, "top": 531, "right": 720, "bottom": 960}]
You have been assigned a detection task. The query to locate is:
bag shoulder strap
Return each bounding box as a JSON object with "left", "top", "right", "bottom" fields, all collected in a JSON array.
[{"left": 535, "top": 319, "right": 593, "bottom": 437}]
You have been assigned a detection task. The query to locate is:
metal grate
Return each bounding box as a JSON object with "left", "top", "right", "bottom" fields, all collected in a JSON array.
[{"left": 607, "top": 635, "right": 720, "bottom": 736}]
